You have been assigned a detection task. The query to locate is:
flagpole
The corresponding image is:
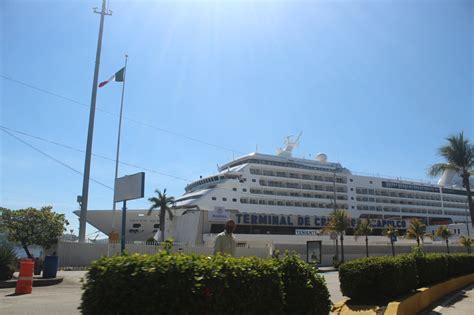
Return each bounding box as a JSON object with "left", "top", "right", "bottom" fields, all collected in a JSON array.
[
  {"left": 112, "top": 55, "right": 128, "bottom": 235},
  {"left": 79, "top": 0, "right": 112, "bottom": 243}
]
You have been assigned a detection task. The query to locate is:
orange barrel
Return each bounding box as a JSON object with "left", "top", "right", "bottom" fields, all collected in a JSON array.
[{"left": 15, "top": 258, "right": 34, "bottom": 294}]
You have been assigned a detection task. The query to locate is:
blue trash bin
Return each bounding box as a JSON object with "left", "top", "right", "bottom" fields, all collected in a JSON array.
[{"left": 43, "top": 255, "right": 58, "bottom": 279}]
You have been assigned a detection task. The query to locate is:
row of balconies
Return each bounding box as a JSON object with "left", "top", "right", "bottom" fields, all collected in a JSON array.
[
  {"left": 240, "top": 197, "right": 348, "bottom": 209},
  {"left": 249, "top": 168, "right": 347, "bottom": 183}
]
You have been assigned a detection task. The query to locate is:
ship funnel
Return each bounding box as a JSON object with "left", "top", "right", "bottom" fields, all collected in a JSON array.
[{"left": 437, "top": 169, "right": 456, "bottom": 186}]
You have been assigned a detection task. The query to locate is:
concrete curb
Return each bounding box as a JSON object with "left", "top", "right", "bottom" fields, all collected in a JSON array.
[
  {"left": 332, "top": 273, "right": 474, "bottom": 315},
  {"left": 385, "top": 273, "right": 474, "bottom": 315},
  {"left": 0, "top": 277, "right": 64, "bottom": 289}
]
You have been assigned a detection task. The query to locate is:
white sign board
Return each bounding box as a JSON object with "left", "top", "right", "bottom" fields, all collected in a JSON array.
[
  {"left": 208, "top": 207, "right": 230, "bottom": 222},
  {"left": 295, "top": 229, "right": 319, "bottom": 236},
  {"left": 114, "top": 172, "right": 145, "bottom": 202}
]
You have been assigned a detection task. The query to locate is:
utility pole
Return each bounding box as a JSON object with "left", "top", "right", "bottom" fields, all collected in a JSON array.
[
  {"left": 79, "top": 0, "right": 112, "bottom": 242},
  {"left": 111, "top": 55, "right": 128, "bottom": 233}
]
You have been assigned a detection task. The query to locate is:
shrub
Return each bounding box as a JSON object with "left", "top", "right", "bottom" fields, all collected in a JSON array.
[
  {"left": 0, "top": 244, "right": 17, "bottom": 281},
  {"left": 413, "top": 253, "right": 449, "bottom": 287},
  {"left": 277, "top": 254, "right": 331, "bottom": 315},
  {"left": 445, "top": 254, "right": 474, "bottom": 278},
  {"left": 81, "top": 253, "right": 331, "bottom": 315},
  {"left": 339, "top": 255, "right": 418, "bottom": 304}
]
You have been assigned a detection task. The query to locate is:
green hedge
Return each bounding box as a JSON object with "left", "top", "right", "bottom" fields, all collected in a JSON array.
[
  {"left": 81, "top": 253, "right": 331, "bottom": 315},
  {"left": 340, "top": 253, "right": 474, "bottom": 304},
  {"left": 414, "top": 253, "right": 449, "bottom": 287},
  {"left": 339, "top": 255, "right": 418, "bottom": 304},
  {"left": 446, "top": 254, "right": 474, "bottom": 278}
]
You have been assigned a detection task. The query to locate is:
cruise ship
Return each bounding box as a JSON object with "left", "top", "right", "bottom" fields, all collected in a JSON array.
[{"left": 81, "top": 135, "right": 471, "bottom": 245}]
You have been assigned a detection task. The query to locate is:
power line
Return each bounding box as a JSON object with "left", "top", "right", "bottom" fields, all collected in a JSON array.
[
  {"left": 0, "top": 125, "right": 267, "bottom": 199},
  {"left": 0, "top": 125, "right": 193, "bottom": 183},
  {"left": 0, "top": 74, "right": 244, "bottom": 155},
  {"left": 0, "top": 128, "right": 113, "bottom": 190}
]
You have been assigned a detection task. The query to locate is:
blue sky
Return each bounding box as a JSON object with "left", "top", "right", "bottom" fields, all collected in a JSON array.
[{"left": 1, "top": 0, "right": 472, "bottom": 237}]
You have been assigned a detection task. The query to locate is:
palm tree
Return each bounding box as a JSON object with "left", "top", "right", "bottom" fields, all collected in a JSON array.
[
  {"left": 459, "top": 236, "right": 472, "bottom": 254},
  {"left": 406, "top": 218, "right": 428, "bottom": 247},
  {"left": 354, "top": 219, "right": 372, "bottom": 257},
  {"left": 148, "top": 189, "right": 175, "bottom": 242},
  {"left": 435, "top": 226, "right": 452, "bottom": 254},
  {"left": 384, "top": 225, "right": 398, "bottom": 257},
  {"left": 429, "top": 132, "right": 474, "bottom": 226},
  {"left": 323, "top": 209, "right": 350, "bottom": 262}
]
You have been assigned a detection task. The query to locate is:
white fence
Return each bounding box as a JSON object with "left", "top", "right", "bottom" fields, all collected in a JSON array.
[{"left": 56, "top": 241, "right": 272, "bottom": 268}]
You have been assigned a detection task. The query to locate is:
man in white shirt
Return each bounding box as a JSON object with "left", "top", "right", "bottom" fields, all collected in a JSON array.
[{"left": 213, "top": 219, "right": 236, "bottom": 256}]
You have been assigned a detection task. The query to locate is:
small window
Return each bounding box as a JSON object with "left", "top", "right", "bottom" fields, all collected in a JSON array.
[
  {"left": 223, "top": 198, "right": 227, "bottom": 201},
  {"left": 243, "top": 188, "right": 247, "bottom": 192},
  {"left": 350, "top": 188, "right": 354, "bottom": 191},
  {"left": 132, "top": 223, "right": 141, "bottom": 228},
  {"left": 153, "top": 224, "right": 160, "bottom": 228},
  {"left": 232, "top": 188, "right": 237, "bottom": 191},
  {"left": 252, "top": 179, "right": 256, "bottom": 182},
  {"left": 232, "top": 198, "right": 237, "bottom": 202},
  {"left": 350, "top": 179, "right": 353, "bottom": 182},
  {"left": 351, "top": 197, "right": 354, "bottom": 200},
  {"left": 212, "top": 197, "right": 216, "bottom": 200},
  {"left": 352, "top": 206, "right": 355, "bottom": 209},
  {"left": 369, "top": 181, "right": 373, "bottom": 184}
]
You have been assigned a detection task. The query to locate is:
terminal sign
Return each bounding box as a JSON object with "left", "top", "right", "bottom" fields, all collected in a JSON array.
[{"left": 234, "top": 213, "right": 407, "bottom": 229}]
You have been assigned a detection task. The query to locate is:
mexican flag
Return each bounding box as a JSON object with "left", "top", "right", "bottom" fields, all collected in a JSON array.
[{"left": 98, "top": 67, "right": 126, "bottom": 88}]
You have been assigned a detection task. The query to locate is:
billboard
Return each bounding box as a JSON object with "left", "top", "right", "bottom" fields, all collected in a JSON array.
[{"left": 114, "top": 172, "right": 145, "bottom": 202}]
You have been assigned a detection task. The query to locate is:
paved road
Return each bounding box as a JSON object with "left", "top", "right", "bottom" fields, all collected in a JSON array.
[
  {"left": 320, "top": 271, "right": 345, "bottom": 304},
  {"left": 0, "top": 271, "right": 84, "bottom": 315},
  {"left": 422, "top": 284, "right": 474, "bottom": 315}
]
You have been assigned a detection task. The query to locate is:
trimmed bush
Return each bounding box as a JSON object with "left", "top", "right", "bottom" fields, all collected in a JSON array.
[
  {"left": 277, "top": 254, "right": 331, "bottom": 315},
  {"left": 339, "top": 255, "right": 418, "bottom": 304},
  {"left": 0, "top": 244, "right": 17, "bottom": 281},
  {"left": 414, "top": 253, "right": 449, "bottom": 287},
  {"left": 81, "top": 253, "right": 331, "bottom": 315},
  {"left": 446, "top": 254, "right": 474, "bottom": 278}
]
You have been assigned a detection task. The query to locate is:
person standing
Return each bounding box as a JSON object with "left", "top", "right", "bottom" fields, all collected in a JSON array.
[{"left": 213, "top": 219, "right": 236, "bottom": 256}]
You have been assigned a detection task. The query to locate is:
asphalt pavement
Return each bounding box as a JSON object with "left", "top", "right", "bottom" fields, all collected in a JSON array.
[
  {"left": 422, "top": 284, "right": 474, "bottom": 315},
  {"left": 0, "top": 271, "right": 84, "bottom": 315}
]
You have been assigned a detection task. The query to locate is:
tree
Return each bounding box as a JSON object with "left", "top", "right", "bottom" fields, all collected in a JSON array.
[
  {"left": 323, "top": 209, "right": 350, "bottom": 262},
  {"left": 384, "top": 225, "right": 398, "bottom": 257},
  {"left": 406, "top": 218, "right": 428, "bottom": 247},
  {"left": 459, "top": 236, "right": 472, "bottom": 254},
  {"left": 429, "top": 132, "right": 474, "bottom": 226},
  {"left": 354, "top": 219, "right": 373, "bottom": 257},
  {"left": 148, "top": 189, "right": 175, "bottom": 242},
  {"left": 435, "top": 226, "right": 452, "bottom": 254},
  {"left": 1, "top": 206, "right": 68, "bottom": 258}
]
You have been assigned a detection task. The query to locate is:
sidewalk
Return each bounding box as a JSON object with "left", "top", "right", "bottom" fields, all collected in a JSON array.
[
  {"left": 422, "top": 283, "right": 474, "bottom": 315},
  {"left": 0, "top": 271, "right": 85, "bottom": 315}
]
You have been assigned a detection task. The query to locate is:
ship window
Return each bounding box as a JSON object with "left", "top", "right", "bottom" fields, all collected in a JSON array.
[
  {"left": 212, "top": 197, "right": 216, "bottom": 200},
  {"left": 154, "top": 224, "right": 160, "bottom": 228},
  {"left": 222, "top": 198, "right": 227, "bottom": 201},
  {"left": 132, "top": 223, "right": 141, "bottom": 228}
]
